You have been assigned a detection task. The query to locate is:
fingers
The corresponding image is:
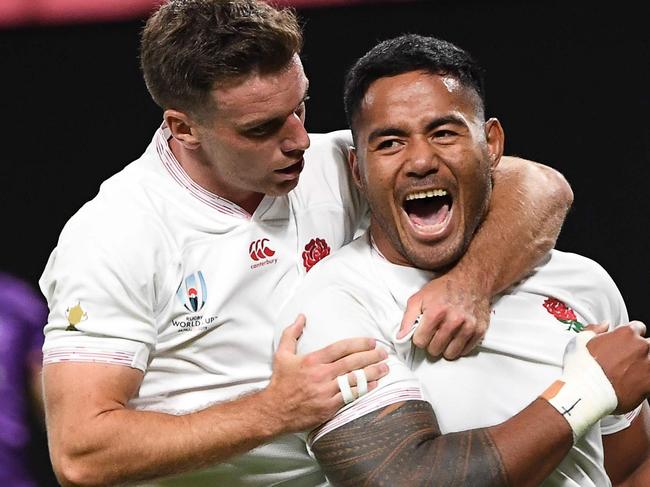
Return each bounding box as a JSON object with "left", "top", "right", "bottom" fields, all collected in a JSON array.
[
  {"left": 276, "top": 314, "right": 306, "bottom": 354},
  {"left": 411, "top": 308, "right": 445, "bottom": 348},
  {"left": 357, "top": 362, "right": 389, "bottom": 385},
  {"left": 333, "top": 381, "right": 381, "bottom": 406},
  {"left": 460, "top": 332, "right": 483, "bottom": 357},
  {"left": 334, "top": 363, "right": 389, "bottom": 404},
  {"left": 415, "top": 312, "right": 466, "bottom": 358},
  {"left": 330, "top": 347, "right": 388, "bottom": 377},
  {"left": 583, "top": 322, "right": 610, "bottom": 334},
  {"left": 444, "top": 328, "right": 475, "bottom": 360},
  {"left": 408, "top": 296, "right": 490, "bottom": 359},
  {"left": 399, "top": 296, "right": 423, "bottom": 339},
  {"left": 425, "top": 327, "right": 455, "bottom": 358},
  {"left": 311, "top": 336, "right": 378, "bottom": 364},
  {"left": 628, "top": 320, "right": 647, "bottom": 337}
]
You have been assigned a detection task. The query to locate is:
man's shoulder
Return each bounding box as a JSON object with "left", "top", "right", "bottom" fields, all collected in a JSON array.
[
  {"left": 301, "top": 130, "right": 352, "bottom": 170},
  {"left": 278, "top": 237, "right": 379, "bottom": 325},
  {"left": 307, "top": 129, "right": 352, "bottom": 149},
  {"left": 52, "top": 157, "right": 176, "bottom": 272},
  {"left": 294, "top": 130, "right": 362, "bottom": 211},
  {"left": 302, "top": 236, "right": 373, "bottom": 287},
  {"left": 61, "top": 173, "right": 156, "bottom": 237},
  {"left": 536, "top": 249, "right": 615, "bottom": 285},
  {"left": 520, "top": 249, "right": 626, "bottom": 321}
]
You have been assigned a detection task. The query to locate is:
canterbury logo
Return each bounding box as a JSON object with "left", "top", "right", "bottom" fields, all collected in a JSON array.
[{"left": 249, "top": 238, "right": 276, "bottom": 261}]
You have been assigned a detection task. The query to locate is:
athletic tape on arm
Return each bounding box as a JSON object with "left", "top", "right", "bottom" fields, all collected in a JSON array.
[{"left": 540, "top": 331, "right": 618, "bottom": 442}]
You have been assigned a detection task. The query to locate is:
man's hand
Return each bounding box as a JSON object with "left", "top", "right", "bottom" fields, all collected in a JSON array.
[
  {"left": 398, "top": 157, "right": 573, "bottom": 361},
  {"left": 265, "top": 314, "right": 389, "bottom": 432},
  {"left": 587, "top": 321, "right": 650, "bottom": 413},
  {"left": 399, "top": 275, "right": 491, "bottom": 360}
]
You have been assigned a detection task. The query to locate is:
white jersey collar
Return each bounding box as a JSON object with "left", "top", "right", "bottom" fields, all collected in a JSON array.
[
  {"left": 368, "top": 231, "right": 436, "bottom": 306},
  {"left": 155, "top": 123, "right": 276, "bottom": 220}
]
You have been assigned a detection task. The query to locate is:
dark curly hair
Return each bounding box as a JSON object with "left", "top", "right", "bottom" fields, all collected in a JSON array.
[{"left": 344, "top": 34, "right": 486, "bottom": 132}]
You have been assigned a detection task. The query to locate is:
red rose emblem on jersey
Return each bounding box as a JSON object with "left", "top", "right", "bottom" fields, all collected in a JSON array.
[
  {"left": 302, "top": 238, "right": 331, "bottom": 272},
  {"left": 543, "top": 297, "right": 577, "bottom": 321},
  {"left": 543, "top": 297, "right": 584, "bottom": 332}
]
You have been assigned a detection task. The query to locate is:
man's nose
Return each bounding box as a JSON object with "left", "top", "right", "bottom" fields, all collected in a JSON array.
[
  {"left": 280, "top": 113, "right": 310, "bottom": 154},
  {"left": 405, "top": 138, "right": 439, "bottom": 177}
]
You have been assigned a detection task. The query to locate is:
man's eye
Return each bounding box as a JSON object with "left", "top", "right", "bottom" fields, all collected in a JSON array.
[
  {"left": 374, "top": 139, "right": 394, "bottom": 150},
  {"left": 434, "top": 130, "right": 456, "bottom": 139},
  {"left": 246, "top": 123, "right": 279, "bottom": 138}
]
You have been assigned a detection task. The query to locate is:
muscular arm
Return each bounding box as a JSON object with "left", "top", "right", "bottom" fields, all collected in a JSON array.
[
  {"left": 604, "top": 402, "right": 650, "bottom": 487},
  {"left": 459, "top": 156, "right": 573, "bottom": 293},
  {"left": 313, "top": 399, "right": 572, "bottom": 487},
  {"left": 45, "top": 362, "right": 283, "bottom": 486},
  {"left": 44, "top": 319, "right": 388, "bottom": 487},
  {"left": 403, "top": 157, "right": 574, "bottom": 358},
  {"left": 312, "top": 324, "right": 650, "bottom": 486}
]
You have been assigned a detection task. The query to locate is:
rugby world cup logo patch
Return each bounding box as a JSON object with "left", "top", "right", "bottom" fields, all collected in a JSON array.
[{"left": 176, "top": 271, "right": 208, "bottom": 313}]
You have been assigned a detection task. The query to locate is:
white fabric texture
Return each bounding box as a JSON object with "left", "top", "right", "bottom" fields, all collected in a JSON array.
[
  {"left": 278, "top": 233, "right": 638, "bottom": 487},
  {"left": 40, "top": 126, "right": 367, "bottom": 487}
]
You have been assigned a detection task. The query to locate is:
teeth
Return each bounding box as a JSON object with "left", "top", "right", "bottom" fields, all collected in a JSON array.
[{"left": 405, "top": 189, "right": 448, "bottom": 201}]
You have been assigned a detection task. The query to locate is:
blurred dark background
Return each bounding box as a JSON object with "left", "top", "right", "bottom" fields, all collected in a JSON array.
[{"left": 0, "top": 0, "right": 648, "bottom": 483}]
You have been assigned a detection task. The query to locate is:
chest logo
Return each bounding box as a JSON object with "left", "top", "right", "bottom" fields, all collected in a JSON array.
[
  {"left": 249, "top": 238, "right": 278, "bottom": 269},
  {"left": 543, "top": 297, "right": 585, "bottom": 333},
  {"left": 176, "top": 271, "right": 207, "bottom": 313},
  {"left": 302, "top": 238, "right": 331, "bottom": 272},
  {"left": 250, "top": 238, "right": 276, "bottom": 261}
]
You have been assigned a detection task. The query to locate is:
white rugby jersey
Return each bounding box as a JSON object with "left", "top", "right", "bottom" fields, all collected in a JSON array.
[
  {"left": 281, "top": 233, "right": 638, "bottom": 487},
  {"left": 40, "top": 125, "right": 367, "bottom": 486}
]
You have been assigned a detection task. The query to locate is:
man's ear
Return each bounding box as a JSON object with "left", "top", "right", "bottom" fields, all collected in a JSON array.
[
  {"left": 164, "top": 109, "right": 201, "bottom": 150},
  {"left": 485, "top": 117, "right": 505, "bottom": 169},
  {"left": 348, "top": 146, "right": 364, "bottom": 191}
]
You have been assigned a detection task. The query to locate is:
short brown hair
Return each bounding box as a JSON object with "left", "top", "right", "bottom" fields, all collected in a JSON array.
[{"left": 140, "top": 0, "right": 303, "bottom": 120}]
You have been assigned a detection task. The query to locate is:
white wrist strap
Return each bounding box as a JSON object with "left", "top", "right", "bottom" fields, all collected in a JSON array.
[{"left": 540, "top": 331, "right": 618, "bottom": 442}]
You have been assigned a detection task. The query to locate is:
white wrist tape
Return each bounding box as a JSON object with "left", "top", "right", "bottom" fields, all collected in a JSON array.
[{"left": 540, "top": 331, "right": 618, "bottom": 442}]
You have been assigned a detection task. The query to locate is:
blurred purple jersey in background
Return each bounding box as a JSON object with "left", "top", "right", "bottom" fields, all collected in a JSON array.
[{"left": 0, "top": 272, "right": 47, "bottom": 487}]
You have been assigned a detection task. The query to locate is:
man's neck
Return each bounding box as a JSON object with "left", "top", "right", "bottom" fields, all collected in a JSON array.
[
  {"left": 369, "top": 225, "right": 413, "bottom": 268},
  {"left": 168, "top": 137, "right": 264, "bottom": 215}
]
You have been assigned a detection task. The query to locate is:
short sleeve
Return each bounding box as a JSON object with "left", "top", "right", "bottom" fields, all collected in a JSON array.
[{"left": 39, "top": 204, "right": 166, "bottom": 371}]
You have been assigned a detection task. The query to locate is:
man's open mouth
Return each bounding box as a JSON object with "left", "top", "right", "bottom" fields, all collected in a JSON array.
[
  {"left": 276, "top": 159, "right": 304, "bottom": 174},
  {"left": 403, "top": 188, "right": 452, "bottom": 229}
]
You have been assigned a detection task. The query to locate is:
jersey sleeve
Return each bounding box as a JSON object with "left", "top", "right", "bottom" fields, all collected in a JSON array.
[
  {"left": 576, "top": 254, "right": 642, "bottom": 435},
  {"left": 301, "top": 130, "right": 369, "bottom": 239},
  {"left": 276, "top": 280, "right": 423, "bottom": 447},
  {"left": 39, "top": 200, "right": 170, "bottom": 371}
]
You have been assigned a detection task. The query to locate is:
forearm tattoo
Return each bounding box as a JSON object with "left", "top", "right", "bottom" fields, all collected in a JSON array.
[{"left": 312, "top": 400, "right": 508, "bottom": 487}]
